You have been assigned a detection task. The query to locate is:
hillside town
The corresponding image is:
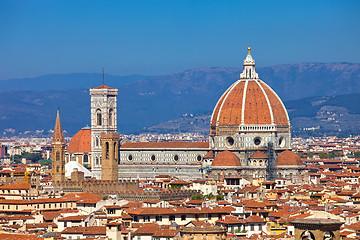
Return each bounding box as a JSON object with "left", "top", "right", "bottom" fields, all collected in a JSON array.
[{"left": 0, "top": 135, "right": 359, "bottom": 239}]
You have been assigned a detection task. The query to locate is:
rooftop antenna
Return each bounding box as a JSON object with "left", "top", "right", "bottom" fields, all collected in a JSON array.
[{"left": 102, "top": 66, "right": 105, "bottom": 86}]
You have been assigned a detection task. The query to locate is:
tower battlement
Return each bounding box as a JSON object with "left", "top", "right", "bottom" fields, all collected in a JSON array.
[{"left": 101, "top": 132, "right": 120, "bottom": 140}]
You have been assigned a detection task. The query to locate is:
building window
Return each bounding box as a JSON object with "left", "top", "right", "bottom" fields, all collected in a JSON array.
[
  {"left": 151, "top": 155, "right": 156, "bottom": 162},
  {"left": 105, "top": 142, "right": 109, "bottom": 158},
  {"left": 279, "top": 137, "right": 285, "bottom": 147},
  {"left": 181, "top": 215, "right": 186, "bottom": 221},
  {"left": 109, "top": 109, "right": 113, "bottom": 126},
  {"left": 196, "top": 155, "right": 202, "bottom": 162},
  {"left": 56, "top": 152, "right": 60, "bottom": 161},
  {"left": 96, "top": 109, "right": 102, "bottom": 126},
  {"left": 169, "top": 215, "right": 175, "bottom": 221},
  {"left": 226, "top": 136, "right": 234, "bottom": 148},
  {"left": 156, "top": 215, "right": 162, "bottom": 221},
  {"left": 83, "top": 154, "right": 88, "bottom": 163},
  {"left": 174, "top": 155, "right": 179, "bottom": 162},
  {"left": 251, "top": 224, "right": 254, "bottom": 231},
  {"left": 254, "top": 137, "right": 261, "bottom": 146},
  {"left": 128, "top": 155, "right": 133, "bottom": 161}
]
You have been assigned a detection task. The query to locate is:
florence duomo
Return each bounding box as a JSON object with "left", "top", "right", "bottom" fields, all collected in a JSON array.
[
  {"left": 53, "top": 47, "right": 305, "bottom": 188},
  {"left": 2, "top": 1, "right": 358, "bottom": 239}
]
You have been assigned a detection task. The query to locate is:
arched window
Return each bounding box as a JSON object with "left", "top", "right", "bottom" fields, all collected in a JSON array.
[
  {"left": 83, "top": 154, "right": 88, "bottom": 163},
  {"left": 56, "top": 152, "right": 60, "bottom": 161},
  {"left": 96, "top": 109, "right": 102, "bottom": 126},
  {"left": 96, "top": 157, "right": 99, "bottom": 166},
  {"left": 109, "top": 109, "right": 113, "bottom": 126},
  {"left": 95, "top": 137, "right": 100, "bottom": 147},
  {"left": 114, "top": 142, "right": 117, "bottom": 157}
]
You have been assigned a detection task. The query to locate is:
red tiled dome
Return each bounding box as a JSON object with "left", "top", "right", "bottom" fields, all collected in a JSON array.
[
  {"left": 212, "top": 150, "right": 241, "bottom": 167},
  {"left": 250, "top": 151, "right": 268, "bottom": 159},
  {"left": 277, "top": 150, "right": 304, "bottom": 166},
  {"left": 210, "top": 80, "right": 289, "bottom": 127},
  {"left": 210, "top": 50, "right": 289, "bottom": 130},
  {"left": 67, "top": 128, "right": 91, "bottom": 153}
]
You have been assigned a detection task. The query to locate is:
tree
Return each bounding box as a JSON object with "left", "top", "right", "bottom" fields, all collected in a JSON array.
[
  {"left": 14, "top": 152, "right": 43, "bottom": 163},
  {"left": 191, "top": 194, "right": 204, "bottom": 200},
  {"left": 204, "top": 193, "right": 215, "bottom": 200},
  {"left": 216, "top": 194, "right": 224, "bottom": 200}
]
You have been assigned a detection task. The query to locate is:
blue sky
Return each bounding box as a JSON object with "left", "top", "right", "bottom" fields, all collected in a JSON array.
[{"left": 1, "top": 0, "right": 359, "bottom": 80}]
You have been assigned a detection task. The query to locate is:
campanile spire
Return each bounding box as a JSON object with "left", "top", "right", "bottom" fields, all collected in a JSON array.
[
  {"left": 52, "top": 109, "right": 64, "bottom": 144},
  {"left": 52, "top": 109, "right": 66, "bottom": 184}
]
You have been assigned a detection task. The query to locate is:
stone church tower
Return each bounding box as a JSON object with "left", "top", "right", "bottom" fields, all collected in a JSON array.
[
  {"left": 101, "top": 132, "right": 120, "bottom": 181},
  {"left": 90, "top": 81, "right": 118, "bottom": 179},
  {"left": 52, "top": 110, "right": 65, "bottom": 184}
]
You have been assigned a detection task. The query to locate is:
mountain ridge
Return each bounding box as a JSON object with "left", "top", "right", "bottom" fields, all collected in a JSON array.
[{"left": 1, "top": 62, "right": 360, "bottom": 137}]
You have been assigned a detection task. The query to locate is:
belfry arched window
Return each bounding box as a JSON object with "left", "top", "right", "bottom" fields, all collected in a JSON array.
[
  {"left": 56, "top": 152, "right": 60, "bottom": 161},
  {"left": 96, "top": 109, "right": 102, "bottom": 126},
  {"left": 109, "top": 109, "right": 113, "bottom": 126}
]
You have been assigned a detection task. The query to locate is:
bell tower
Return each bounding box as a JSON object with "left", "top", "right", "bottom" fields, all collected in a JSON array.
[
  {"left": 101, "top": 132, "right": 120, "bottom": 181},
  {"left": 90, "top": 71, "right": 118, "bottom": 179},
  {"left": 52, "top": 109, "right": 66, "bottom": 184}
]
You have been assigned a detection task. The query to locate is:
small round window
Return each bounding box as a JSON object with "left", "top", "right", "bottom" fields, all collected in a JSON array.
[
  {"left": 174, "top": 155, "right": 179, "bottom": 162},
  {"left": 151, "top": 155, "right": 156, "bottom": 161},
  {"left": 128, "top": 155, "right": 133, "bottom": 161},
  {"left": 254, "top": 137, "right": 261, "bottom": 146},
  {"left": 226, "top": 137, "right": 234, "bottom": 147},
  {"left": 196, "top": 155, "right": 202, "bottom": 162}
]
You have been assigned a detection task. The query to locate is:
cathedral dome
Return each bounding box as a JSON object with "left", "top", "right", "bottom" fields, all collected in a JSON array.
[
  {"left": 67, "top": 127, "right": 91, "bottom": 154},
  {"left": 210, "top": 48, "right": 289, "bottom": 133},
  {"left": 212, "top": 150, "right": 241, "bottom": 167},
  {"left": 277, "top": 150, "right": 303, "bottom": 166}
]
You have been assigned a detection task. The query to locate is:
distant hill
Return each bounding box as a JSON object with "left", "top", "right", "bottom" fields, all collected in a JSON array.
[
  {"left": 142, "top": 92, "right": 360, "bottom": 137},
  {"left": 0, "top": 73, "right": 152, "bottom": 91},
  {"left": 0, "top": 62, "right": 360, "bottom": 137}
]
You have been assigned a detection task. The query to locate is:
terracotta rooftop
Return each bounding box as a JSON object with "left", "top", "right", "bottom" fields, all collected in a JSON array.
[
  {"left": 212, "top": 150, "right": 241, "bottom": 167},
  {"left": 92, "top": 84, "right": 116, "bottom": 89},
  {"left": 67, "top": 128, "right": 91, "bottom": 153},
  {"left": 0, "top": 183, "right": 30, "bottom": 190},
  {"left": 277, "top": 150, "right": 304, "bottom": 166},
  {"left": 250, "top": 151, "right": 268, "bottom": 159}
]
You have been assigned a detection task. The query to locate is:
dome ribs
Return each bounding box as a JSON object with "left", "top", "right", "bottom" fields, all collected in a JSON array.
[
  {"left": 210, "top": 84, "right": 233, "bottom": 126},
  {"left": 244, "top": 81, "right": 271, "bottom": 125},
  {"left": 259, "top": 81, "right": 289, "bottom": 126},
  {"left": 218, "top": 81, "right": 245, "bottom": 126}
]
